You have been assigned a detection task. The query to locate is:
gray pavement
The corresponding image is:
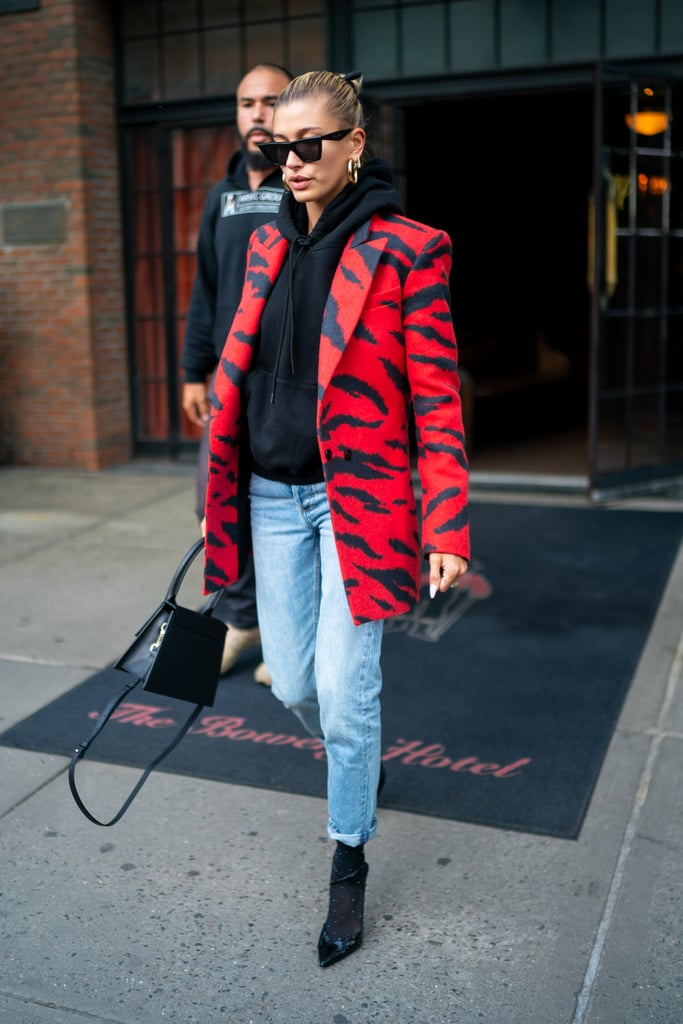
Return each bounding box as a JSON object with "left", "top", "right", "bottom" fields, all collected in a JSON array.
[{"left": 1, "top": 462, "right": 682, "bottom": 1024}]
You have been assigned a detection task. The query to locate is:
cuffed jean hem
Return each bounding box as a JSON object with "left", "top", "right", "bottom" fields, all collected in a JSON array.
[{"left": 327, "top": 819, "right": 377, "bottom": 846}]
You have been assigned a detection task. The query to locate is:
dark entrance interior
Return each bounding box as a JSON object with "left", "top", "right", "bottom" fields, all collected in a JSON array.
[{"left": 404, "top": 88, "right": 594, "bottom": 478}]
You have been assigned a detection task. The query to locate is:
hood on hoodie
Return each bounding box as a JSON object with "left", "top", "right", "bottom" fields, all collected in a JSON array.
[
  {"left": 276, "top": 157, "right": 402, "bottom": 244},
  {"left": 262, "top": 159, "right": 403, "bottom": 403}
]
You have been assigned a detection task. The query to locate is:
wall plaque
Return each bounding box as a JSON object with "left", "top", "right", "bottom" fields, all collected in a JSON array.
[
  {"left": 0, "top": 2, "right": 40, "bottom": 12},
  {"left": 2, "top": 202, "right": 66, "bottom": 246}
]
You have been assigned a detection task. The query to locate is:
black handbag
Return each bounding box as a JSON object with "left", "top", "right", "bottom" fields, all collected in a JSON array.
[{"left": 69, "top": 537, "right": 227, "bottom": 827}]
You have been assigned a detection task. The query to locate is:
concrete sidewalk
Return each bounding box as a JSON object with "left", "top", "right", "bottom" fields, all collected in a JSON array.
[{"left": 1, "top": 462, "right": 682, "bottom": 1024}]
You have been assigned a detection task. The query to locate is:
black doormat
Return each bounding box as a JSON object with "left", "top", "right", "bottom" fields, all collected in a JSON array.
[{"left": 2, "top": 503, "right": 681, "bottom": 839}]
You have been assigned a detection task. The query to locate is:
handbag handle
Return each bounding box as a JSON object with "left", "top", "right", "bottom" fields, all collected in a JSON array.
[
  {"left": 164, "top": 536, "right": 217, "bottom": 609},
  {"left": 164, "top": 536, "right": 202, "bottom": 603}
]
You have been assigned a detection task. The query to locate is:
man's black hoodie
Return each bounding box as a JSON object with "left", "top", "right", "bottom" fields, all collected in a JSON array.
[
  {"left": 181, "top": 150, "right": 285, "bottom": 383},
  {"left": 245, "top": 158, "right": 402, "bottom": 484}
]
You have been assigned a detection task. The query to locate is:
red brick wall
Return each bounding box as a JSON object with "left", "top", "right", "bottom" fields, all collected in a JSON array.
[{"left": 0, "top": 0, "right": 131, "bottom": 469}]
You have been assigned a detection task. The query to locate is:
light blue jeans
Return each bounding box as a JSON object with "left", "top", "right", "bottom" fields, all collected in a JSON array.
[{"left": 249, "top": 474, "right": 384, "bottom": 846}]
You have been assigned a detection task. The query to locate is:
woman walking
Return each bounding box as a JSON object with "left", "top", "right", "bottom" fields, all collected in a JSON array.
[{"left": 202, "top": 69, "right": 470, "bottom": 967}]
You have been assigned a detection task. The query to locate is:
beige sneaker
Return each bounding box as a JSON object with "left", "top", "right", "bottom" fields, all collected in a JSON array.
[
  {"left": 220, "top": 625, "right": 262, "bottom": 675},
  {"left": 253, "top": 661, "right": 272, "bottom": 687}
]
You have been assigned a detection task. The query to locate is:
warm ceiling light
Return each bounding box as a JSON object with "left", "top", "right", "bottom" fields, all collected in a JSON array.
[{"left": 625, "top": 110, "right": 669, "bottom": 136}]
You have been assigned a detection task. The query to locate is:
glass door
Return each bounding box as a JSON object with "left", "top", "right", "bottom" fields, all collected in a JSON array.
[
  {"left": 123, "top": 121, "right": 237, "bottom": 456},
  {"left": 589, "top": 64, "right": 683, "bottom": 499},
  {"left": 171, "top": 124, "right": 238, "bottom": 448}
]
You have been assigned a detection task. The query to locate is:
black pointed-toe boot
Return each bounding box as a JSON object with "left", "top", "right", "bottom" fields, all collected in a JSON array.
[{"left": 317, "top": 843, "right": 368, "bottom": 968}]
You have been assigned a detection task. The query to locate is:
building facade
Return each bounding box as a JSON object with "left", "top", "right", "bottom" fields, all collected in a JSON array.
[{"left": 1, "top": 0, "right": 682, "bottom": 497}]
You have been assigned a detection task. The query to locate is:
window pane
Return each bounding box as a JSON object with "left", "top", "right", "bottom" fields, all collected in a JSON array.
[
  {"left": 661, "top": 0, "right": 683, "bottom": 54},
  {"left": 354, "top": 11, "right": 398, "bottom": 77},
  {"left": 136, "top": 317, "right": 166, "bottom": 374},
  {"left": 203, "top": 0, "right": 240, "bottom": 26},
  {"left": 132, "top": 191, "right": 161, "bottom": 252},
  {"left": 289, "top": 16, "right": 326, "bottom": 71},
  {"left": 162, "top": 0, "right": 198, "bottom": 31},
  {"left": 122, "top": 0, "right": 159, "bottom": 37},
  {"left": 630, "top": 391, "right": 665, "bottom": 468},
  {"left": 599, "top": 317, "right": 628, "bottom": 392},
  {"left": 596, "top": 395, "right": 629, "bottom": 473},
  {"left": 671, "top": 151, "right": 683, "bottom": 218},
  {"left": 605, "top": 0, "right": 655, "bottom": 58},
  {"left": 402, "top": 5, "right": 445, "bottom": 75},
  {"left": 289, "top": 0, "right": 323, "bottom": 13},
  {"left": 164, "top": 33, "right": 201, "bottom": 98},
  {"left": 245, "top": 22, "right": 287, "bottom": 70},
  {"left": 500, "top": 0, "right": 546, "bottom": 67},
  {"left": 173, "top": 185, "right": 209, "bottom": 252},
  {"left": 636, "top": 154, "right": 668, "bottom": 231},
  {"left": 175, "top": 255, "right": 197, "bottom": 321},
  {"left": 173, "top": 127, "right": 234, "bottom": 188},
  {"left": 635, "top": 239, "right": 664, "bottom": 310},
  {"left": 134, "top": 257, "right": 164, "bottom": 315},
  {"left": 610, "top": 237, "right": 630, "bottom": 310},
  {"left": 450, "top": 0, "right": 495, "bottom": 72},
  {"left": 246, "top": 0, "right": 283, "bottom": 17},
  {"left": 205, "top": 27, "right": 240, "bottom": 95},
  {"left": 551, "top": 0, "right": 600, "bottom": 63},
  {"left": 632, "top": 315, "right": 663, "bottom": 389},
  {"left": 666, "top": 315, "right": 683, "bottom": 379},
  {"left": 669, "top": 238, "right": 683, "bottom": 307},
  {"left": 124, "top": 38, "right": 160, "bottom": 102},
  {"left": 127, "top": 131, "right": 160, "bottom": 190}
]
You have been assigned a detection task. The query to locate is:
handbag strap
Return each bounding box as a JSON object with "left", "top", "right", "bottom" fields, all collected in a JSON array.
[
  {"left": 68, "top": 675, "right": 204, "bottom": 827},
  {"left": 69, "top": 536, "right": 220, "bottom": 826}
]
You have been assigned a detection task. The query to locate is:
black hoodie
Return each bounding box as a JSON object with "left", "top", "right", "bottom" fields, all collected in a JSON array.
[{"left": 244, "top": 158, "right": 402, "bottom": 484}]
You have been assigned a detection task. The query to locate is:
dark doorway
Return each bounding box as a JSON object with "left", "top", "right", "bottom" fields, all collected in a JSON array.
[
  {"left": 589, "top": 68, "right": 683, "bottom": 499},
  {"left": 404, "top": 88, "right": 594, "bottom": 478}
]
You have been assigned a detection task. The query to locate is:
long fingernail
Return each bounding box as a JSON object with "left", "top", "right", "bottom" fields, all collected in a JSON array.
[{"left": 429, "top": 583, "right": 437, "bottom": 599}]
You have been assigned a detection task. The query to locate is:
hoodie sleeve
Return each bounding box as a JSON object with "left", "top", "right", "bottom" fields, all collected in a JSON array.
[{"left": 180, "top": 184, "right": 222, "bottom": 383}]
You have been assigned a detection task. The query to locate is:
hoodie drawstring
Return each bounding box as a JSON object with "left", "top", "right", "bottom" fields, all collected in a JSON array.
[{"left": 270, "top": 236, "right": 308, "bottom": 404}]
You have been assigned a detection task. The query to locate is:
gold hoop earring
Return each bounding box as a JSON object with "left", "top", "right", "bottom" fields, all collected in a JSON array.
[
  {"left": 347, "top": 159, "right": 359, "bottom": 185},
  {"left": 282, "top": 172, "right": 291, "bottom": 192}
]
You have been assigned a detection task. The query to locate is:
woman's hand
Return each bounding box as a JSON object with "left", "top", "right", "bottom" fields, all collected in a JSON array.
[
  {"left": 428, "top": 552, "right": 468, "bottom": 599},
  {"left": 182, "top": 382, "right": 210, "bottom": 428},
  {"left": 200, "top": 516, "right": 207, "bottom": 539}
]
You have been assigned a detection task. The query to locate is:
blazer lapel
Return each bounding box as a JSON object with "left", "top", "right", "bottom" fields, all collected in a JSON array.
[{"left": 318, "top": 219, "right": 386, "bottom": 392}]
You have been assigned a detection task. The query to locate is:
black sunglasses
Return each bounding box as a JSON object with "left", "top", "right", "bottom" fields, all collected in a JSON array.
[{"left": 257, "top": 128, "right": 353, "bottom": 166}]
